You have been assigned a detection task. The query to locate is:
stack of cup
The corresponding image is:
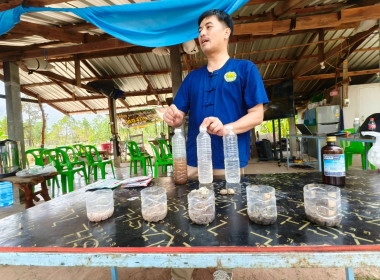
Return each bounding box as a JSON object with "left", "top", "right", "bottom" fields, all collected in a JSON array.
[
  {"left": 141, "top": 186, "right": 167, "bottom": 222},
  {"left": 303, "top": 183, "right": 342, "bottom": 227},
  {"left": 246, "top": 185, "right": 277, "bottom": 225}
]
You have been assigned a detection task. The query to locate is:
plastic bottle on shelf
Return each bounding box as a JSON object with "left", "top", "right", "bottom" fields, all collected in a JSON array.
[
  {"left": 321, "top": 136, "right": 345, "bottom": 187},
  {"left": 0, "top": 182, "right": 14, "bottom": 207},
  {"left": 368, "top": 118, "right": 376, "bottom": 131},
  {"left": 353, "top": 117, "right": 360, "bottom": 137},
  {"left": 197, "top": 127, "right": 213, "bottom": 184},
  {"left": 172, "top": 128, "right": 188, "bottom": 185},
  {"left": 223, "top": 125, "right": 240, "bottom": 183}
]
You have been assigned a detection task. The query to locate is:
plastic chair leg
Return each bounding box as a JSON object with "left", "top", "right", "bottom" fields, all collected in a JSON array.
[
  {"left": 100, "top": 166, "right": 106, "bottom": 179},
  {"left": 68, "top": 173, "right": 75, "bottom": 193},
  {"left": 133, "top": 160, "right": 138, "bottom": 174},
  {"left": 154, "top": 163, "right": 158, "bottom": 178},
  {"left": 129, "top": 160, "right": 133, "bottom": 176},
  {"left": 93, "top": 166, "right": 98, "bottom": 181},
  {"left": 61, "top": 175, "right": 67, "bottom": 193},
  {"left": 361, "top": 154, "right": 367, "bottom": 170}
]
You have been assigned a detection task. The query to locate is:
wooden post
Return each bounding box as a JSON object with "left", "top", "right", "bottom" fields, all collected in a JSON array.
[{"left": 108, "top": 97, "right": 121, "bottom": 168}]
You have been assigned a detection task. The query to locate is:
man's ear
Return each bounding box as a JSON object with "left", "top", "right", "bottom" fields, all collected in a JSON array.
[{"left": 224, "top": 28, "right": 231, "bottom": 39}]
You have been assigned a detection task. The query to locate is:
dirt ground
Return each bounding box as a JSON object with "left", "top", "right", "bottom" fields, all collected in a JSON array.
[{"left": 0, "top": 266, "right": 380, "bottom": 280}]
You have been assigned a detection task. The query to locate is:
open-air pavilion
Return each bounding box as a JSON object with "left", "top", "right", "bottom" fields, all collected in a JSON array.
[{"left": 1, "top": 1, "right": 380, "bottom": 280}]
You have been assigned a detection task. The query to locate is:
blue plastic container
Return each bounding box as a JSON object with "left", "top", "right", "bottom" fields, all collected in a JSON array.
[{"left": 0, "top": 181, "right": 14, "bottom": 207}]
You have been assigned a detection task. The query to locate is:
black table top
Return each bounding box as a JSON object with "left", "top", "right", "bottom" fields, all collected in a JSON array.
[{"left": 0, "top": 170, "right": 379, "bottom": 249}]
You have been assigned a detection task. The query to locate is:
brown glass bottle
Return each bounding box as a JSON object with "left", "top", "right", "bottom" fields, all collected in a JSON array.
[{"left": 321, "top": 136, "right": 345, "bottom": 186}]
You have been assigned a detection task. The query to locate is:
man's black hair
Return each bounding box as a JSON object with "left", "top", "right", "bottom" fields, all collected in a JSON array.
[{"left": 198, "top": 9, "right": 234, "bottom": 37}]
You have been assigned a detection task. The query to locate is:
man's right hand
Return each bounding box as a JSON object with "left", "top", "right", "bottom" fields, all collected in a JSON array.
[{"left": 163, "top": 104, "right": 185, "bottom": 127}]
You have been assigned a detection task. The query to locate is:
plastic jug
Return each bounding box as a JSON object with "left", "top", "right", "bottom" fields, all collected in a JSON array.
[{"left": 361, "top": 131, "right": 380, "bottom": 169}]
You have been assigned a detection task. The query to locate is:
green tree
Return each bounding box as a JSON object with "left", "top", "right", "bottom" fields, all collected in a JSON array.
[
  {"left": 23, "top": 103, "right": 42, "bottom": 148},
  {"left": 88, "top": 115, "right": 111, "bottom": 144},
  {"left": 0, "top": 117, "right": 7, "bottom": 140}
]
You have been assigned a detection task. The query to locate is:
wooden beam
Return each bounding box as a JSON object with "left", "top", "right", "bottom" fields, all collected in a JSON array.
[
  {"left": 21, "top": 87, "right": 69, "bottom": 115},
  {"left": 0, "top": 0, "right": 69, "bottom": 12},
  {"left": 234, "top": 5, "right": 380, "bottom": 36},
  {"left": 273, "top": 0, "right": 310, "bottom": 18},
  {"left": 21, "top": 70, "right": 172, "bottom": 88},
  {"left": 294, "top": 25, "right": 378, "bottom": 77},
  {"left": 0, "top": 38, "right": 134, "bottom": 61},
  {"left": 294, "top": 68, "right": 380, "bottom": 81},
  {"left": 74, "top": 56, "right": 81, "bottom": 87},
  {"left": 245, "top": 0, "right": 284, "bottom": 5},
  {"left": 130, "top": 55, "right": 162, "bottom": 106},
  {"left": 0, "top": 94, "right": 38, "bottom": 104},
  {"left": 10, "top": 22, "right": 85, "bottom": 44},
  {"left": 68, "top": 104, "right": 166, "bottom": 115}
]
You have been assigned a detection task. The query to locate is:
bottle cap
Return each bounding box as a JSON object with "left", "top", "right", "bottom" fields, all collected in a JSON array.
[
  {"left": 174, "top": 128, "right": 181, "bottom": 133},
  {"left": 225, "top": 125, "right": 233, "bottom": 131},
  {"left": 200, "top": 126, "right": 207, "bottom": 132},
  {"left": 326, "top": 136, "right": 336, "bottom": 142},
  {"left": 370, "top": 118, "right": 375, "bottom": 121},
  {"left": 354, "top": 117, "right": 359, "bottom": 121}
]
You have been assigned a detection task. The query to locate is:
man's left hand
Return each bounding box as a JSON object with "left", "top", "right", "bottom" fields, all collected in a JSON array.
[{"left": 201, "top": 117, "right": 225, "bottom": 136}]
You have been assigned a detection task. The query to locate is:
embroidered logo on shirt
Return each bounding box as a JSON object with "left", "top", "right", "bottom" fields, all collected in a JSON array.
[{"left": 224, "top": 71, "right": 237, "bottom": 82}]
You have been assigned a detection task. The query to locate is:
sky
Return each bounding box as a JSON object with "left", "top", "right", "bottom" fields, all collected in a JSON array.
[{"left": 0, "top": 81, "right": 100, "bottom": 127}]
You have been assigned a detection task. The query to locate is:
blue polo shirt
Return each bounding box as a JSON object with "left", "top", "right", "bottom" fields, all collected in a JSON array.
[{"left": 173, "top": 58, "right": 268, "bottom": 169}]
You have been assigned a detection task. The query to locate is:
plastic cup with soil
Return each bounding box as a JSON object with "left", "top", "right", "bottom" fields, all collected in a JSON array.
[
  {"left": 141, "top": 186, "right": 167, "bottom": 222},
  {"left": 303, "top": 183, "right": 342, "bottom": 227},
  {"left": 246, "top": 185, "right": 277, "bottom": 225},
  {"left": 86, "top": 189, "right": 114, "bottom": 222}
]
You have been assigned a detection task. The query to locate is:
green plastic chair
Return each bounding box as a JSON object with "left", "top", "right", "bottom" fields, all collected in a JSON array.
[
  {"left": 157, "top": 139, "right": 172, "bottom": 160},
  {"left": 57, "top": 146, "right": 87, "bottom": 169},
  {"left": 25, "top": 148, "right": 45, "bottom": 167},
  {"left": 82, "top": 145, "right": 115, "bottom": 181},
  {"left": 127, "top": 141, "right": 152, "bottom": 176},
  {"left": 340, "top": 129, "right": 375, "bottom": 170},
  {"left": 25, "top": 148, "right": 60, "bottom": 197},
  {"left": 57, "top": 146, "right": 88, "bottom": 183},
  {"left": 72, "top": 143, "right": 86, "bottom": 160},
  {"left": 44, "top": 148, "right": 88, "bottom": 193},
  {"left": 149, "top": 142, "right": 173, "bottom": 178}
]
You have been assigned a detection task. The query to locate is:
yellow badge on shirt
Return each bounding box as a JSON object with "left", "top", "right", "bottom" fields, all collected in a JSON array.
[{"left": 224, "top": 71, "right": 237, "bottom": 82}]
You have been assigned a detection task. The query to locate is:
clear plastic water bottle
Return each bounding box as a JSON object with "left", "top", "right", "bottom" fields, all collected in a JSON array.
[
  {"left": 172, "top": 128, "right": 188, "bottom": 185},
  {"left": 197, "top": 127, "right": 213, "bottom": 184},
  {"left": 223, "top": 126, "right": 240, "bottom": 183},
  {"left": 368, "top": 118, "right": 376, "bottom": 131},
  {"left": 0, "top": 182, "right": 14, "bottom": 207},
  {"left": 353, "top": 117, "right": 360, "bottom": 137}
]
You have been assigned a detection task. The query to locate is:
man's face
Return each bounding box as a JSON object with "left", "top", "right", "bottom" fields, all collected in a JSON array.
[{"left": 198, "top": 15, "right": 230, "bottom": 55}]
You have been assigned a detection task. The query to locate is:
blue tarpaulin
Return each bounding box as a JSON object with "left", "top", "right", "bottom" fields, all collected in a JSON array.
[{"left": 0, "top": 0, "right": 249, "bottom": 47}]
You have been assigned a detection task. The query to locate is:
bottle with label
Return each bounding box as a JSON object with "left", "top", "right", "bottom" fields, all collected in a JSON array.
[
  {"left": 368, "top": 118, "right": 376, "bottom": 131},
  {"left": 353, "top": 117, "right": 360, "bottom": 137},
  {"left": 321, "top": 136, "right": 345, "bottom": 186},
  {"left": 197, "top": 127, "right": 213, "bottom": 184},
  {"left": 172, "top": 128, "right": 188, "bottom": 185},
  {"left": 223, "top": 125, "right": 240, "bottom": 183}
]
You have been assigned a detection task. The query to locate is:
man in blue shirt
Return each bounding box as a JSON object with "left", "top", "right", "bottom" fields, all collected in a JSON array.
[
  {"left": 164, "top": 9, "right": 268, "bottom": 178},
  {"left": 164, "top": 8, "right": 268, "bottom": 280}
]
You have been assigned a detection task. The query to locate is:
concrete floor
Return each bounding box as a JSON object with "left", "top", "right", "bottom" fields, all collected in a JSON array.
[{"left": 0, "top": 155, "right": 376, "bottom": 280}]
